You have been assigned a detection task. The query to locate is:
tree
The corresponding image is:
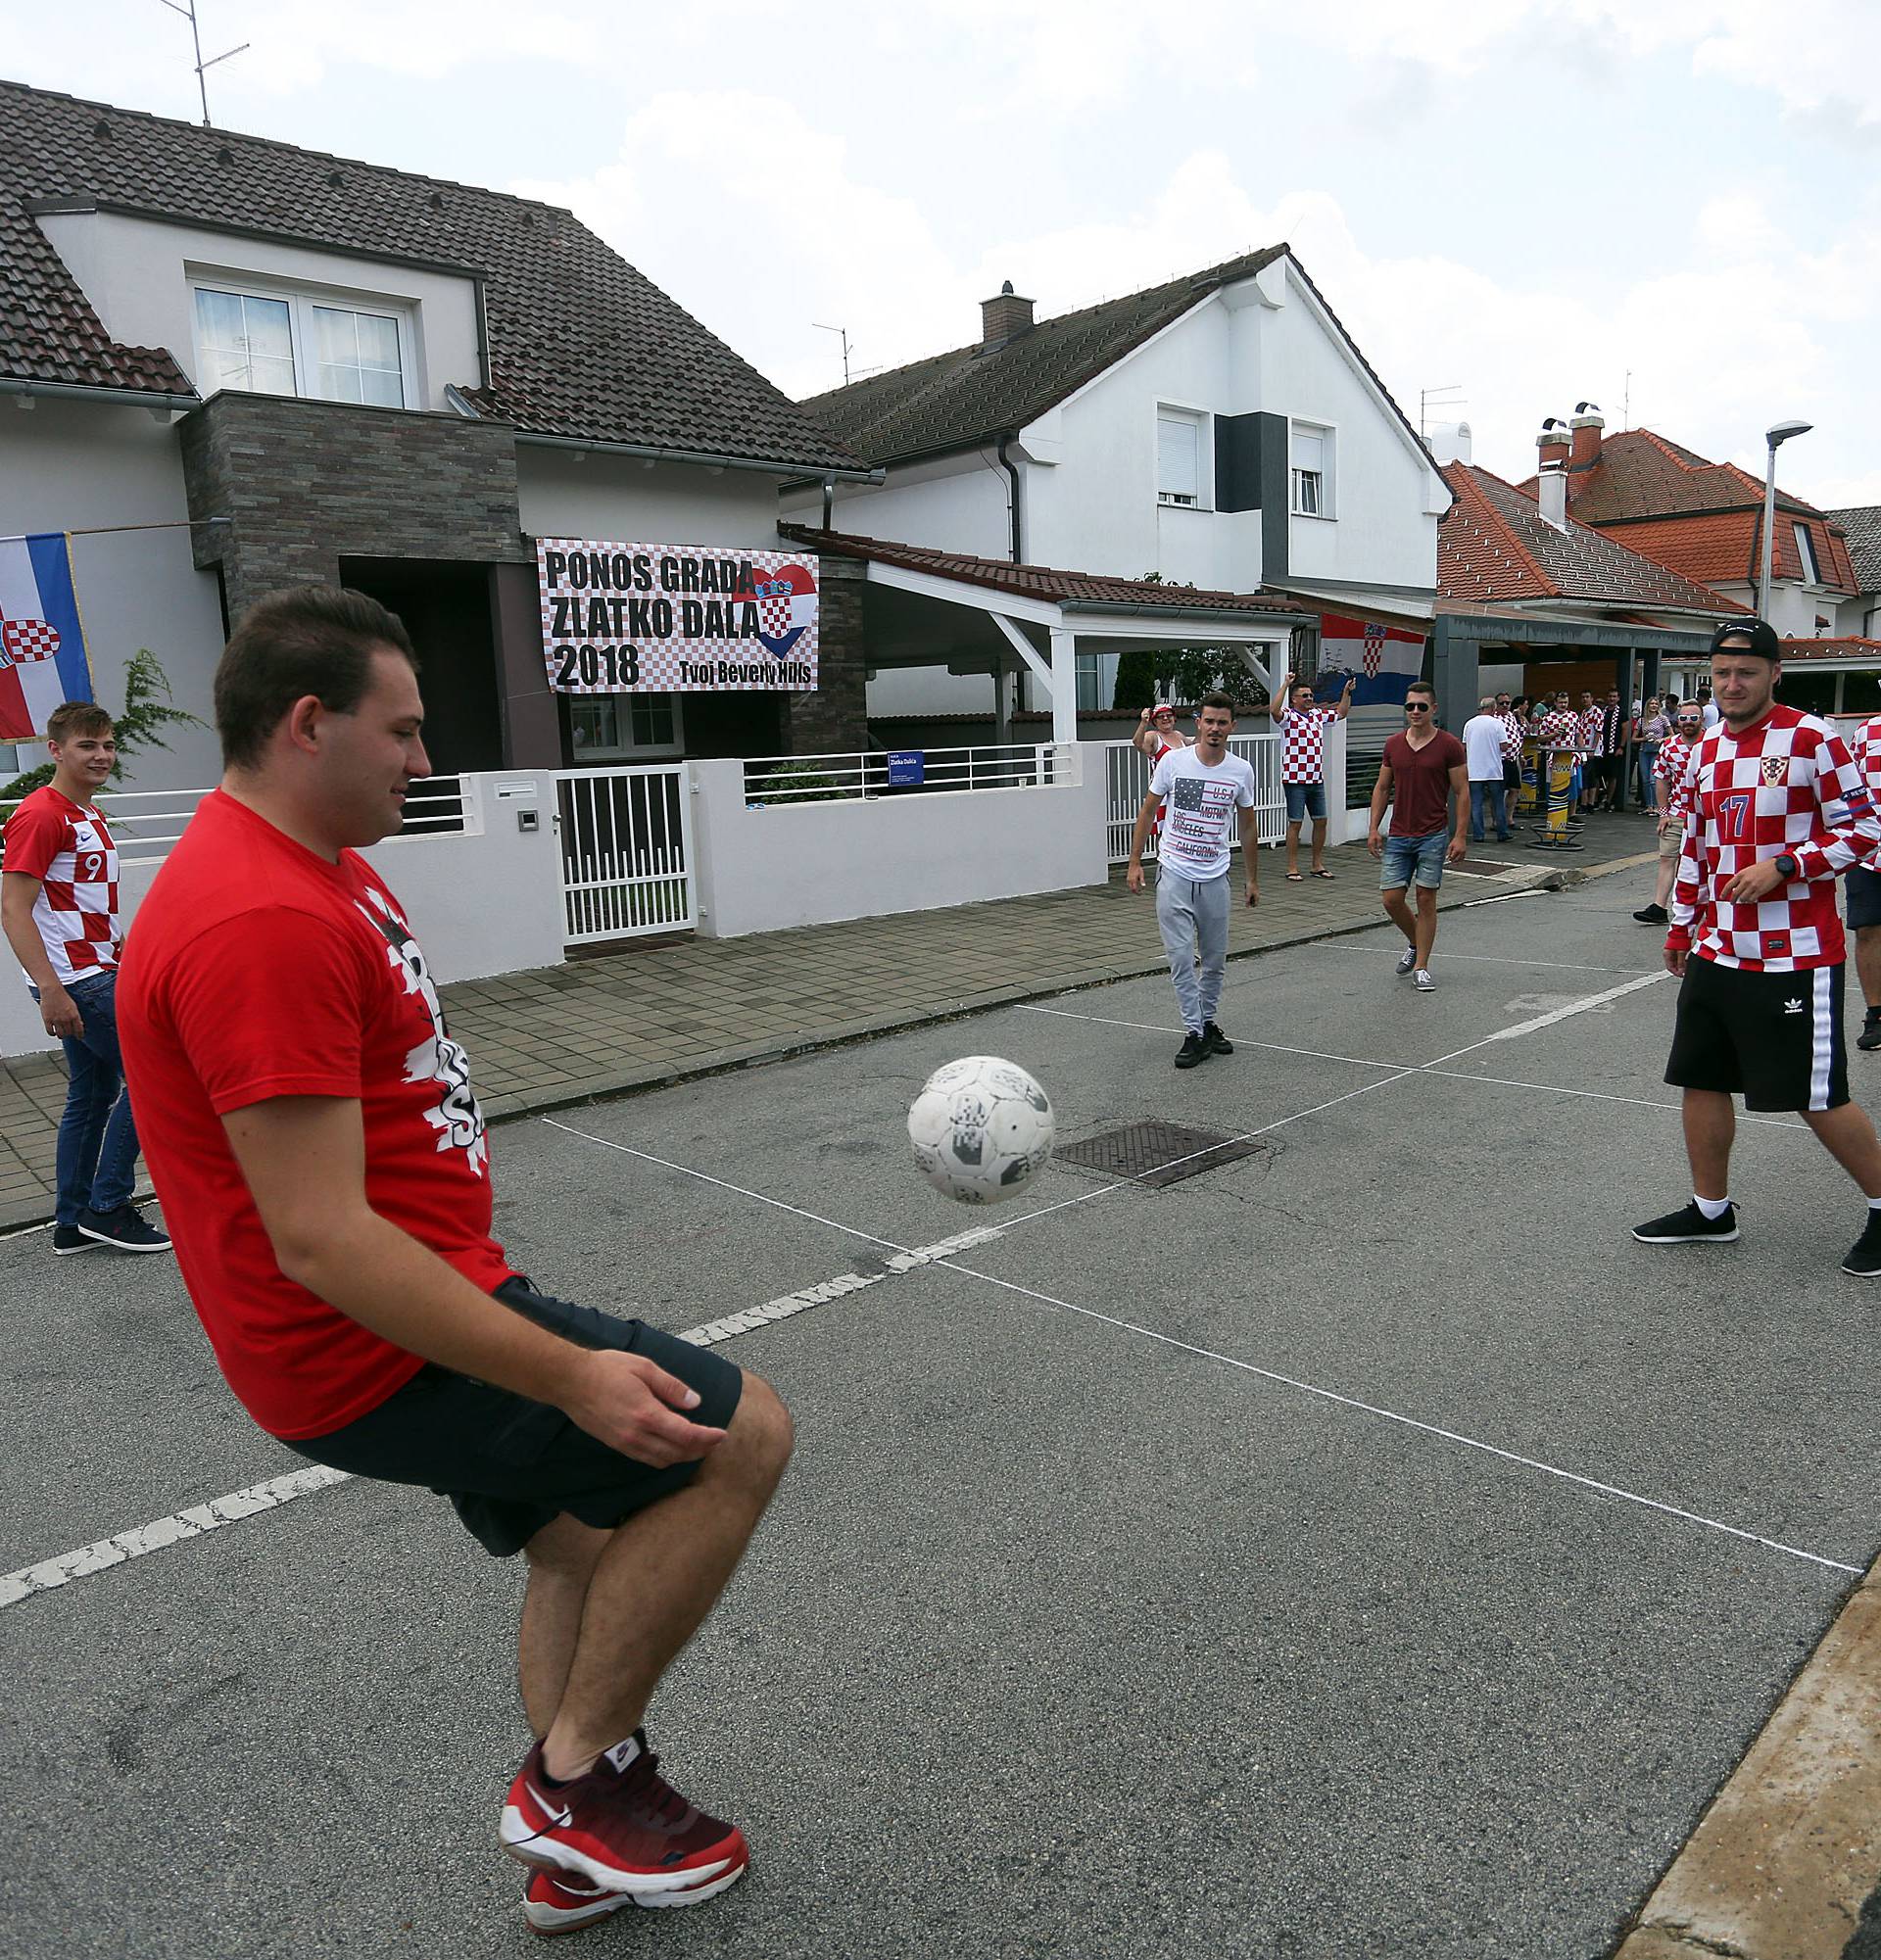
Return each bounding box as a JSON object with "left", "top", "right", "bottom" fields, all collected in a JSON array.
[
  {"left": 1111, "top": 649, "right": 1157, "bottom": 713},
  {"left": 1133, "top": 574, "right": 1268, "bottom": 709},
  {"left": 0, "top": 648, "right": 206, "bottom": 809}
]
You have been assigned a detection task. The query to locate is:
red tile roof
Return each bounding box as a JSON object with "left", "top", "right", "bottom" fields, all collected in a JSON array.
[
  {"left": 1436, "top": 462, "right": 1747, "bottom": 615},
  {"left": 780, "top": 526, "right": 1313, "bottom": 614},
  {"left": 1777, "top": 637, "right": 1881, "bottom": 662}
]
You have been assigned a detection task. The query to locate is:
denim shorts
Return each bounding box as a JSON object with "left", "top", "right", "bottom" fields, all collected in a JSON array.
[
  {"left": 1283, "top": 781, "right": 1326, "bottom": 823},
  {"left": 1380, "top": 830, "right": 1448, "bottom": 891}
]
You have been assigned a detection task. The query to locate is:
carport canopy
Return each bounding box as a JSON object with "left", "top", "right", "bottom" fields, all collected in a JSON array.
[{"left": 781, "top": 526, "right": 1315, "bottom": 744}]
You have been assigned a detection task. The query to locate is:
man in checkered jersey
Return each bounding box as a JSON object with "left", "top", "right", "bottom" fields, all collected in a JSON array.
[
  {"left": 1634, "top": 620, "right": 1881, "bottom": 1274},
  {"left": 1267, "top": 670, "right": 1354, "bottom": 880},
  {"left": 1845, "top": 708, "right": 1881, "bottom": 1053},
  {"left": 0, "top": 701, "right": 169, "bottom": 1255}
]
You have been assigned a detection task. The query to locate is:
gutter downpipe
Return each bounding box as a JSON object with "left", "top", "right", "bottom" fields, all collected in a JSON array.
[
  {"left": 821, "top": 477, "right": 835, "bottom": 530},
  {"left": 995, "top": 432, "right": 1024, "bottom": 725}
]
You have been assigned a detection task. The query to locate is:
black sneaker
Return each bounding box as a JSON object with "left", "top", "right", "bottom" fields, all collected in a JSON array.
[
  {"left": 51, "top": 1223, "right": 97, "bottom": 1255},
  {"left": 1174, "top": 1031, "right": 1209, "bottom": 1070},
  {"left": 1395, "top": 945, "right": 1418, "bottom": 977},
  {"left": 1842, "top": 1213, "right": 1881, "bottom": 1276},
  {"left": 1632, "top": 1200, "right": 1738, "bottom": 1245},
  {"left": 76, "top": 1204, "right": 171, "bottom": 1253},
  {"left": 1633, "top": 903, "right": 1669, "bottom": 925},
  {"left": 1858, "top": 1013, "right": 1881, "bottom": 1053},
  {"left": 1202, "top": 1022, "right": 1234, "bottom": 1056}
]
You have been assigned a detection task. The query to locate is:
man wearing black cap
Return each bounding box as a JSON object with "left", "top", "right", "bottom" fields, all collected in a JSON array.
[{"left": 1634, "top": 620, "right": 1881, "bottom": 1274}]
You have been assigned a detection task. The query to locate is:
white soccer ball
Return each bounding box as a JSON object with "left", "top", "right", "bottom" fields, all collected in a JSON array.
[{"left": 907, "top": 1055, "right": 1055, "bottom": 1206}]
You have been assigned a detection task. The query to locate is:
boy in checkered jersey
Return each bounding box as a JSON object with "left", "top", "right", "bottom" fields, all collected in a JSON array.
[
  {"left": 1267, "top": 670, "right": 1354, "bottom": 879},
  {"left": 0, "top": 701, "right": 169, "bottom": 1254},
  {"left": 1634, "top": 621, "right": 1881, "bottom": 1274}
]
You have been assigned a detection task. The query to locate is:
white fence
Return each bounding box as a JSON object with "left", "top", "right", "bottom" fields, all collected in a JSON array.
[
  {"left": 1102, "top": 735, "right": 1287, "bottom": 863},
  {"left": 743, "top": 741, "right": 1074, "bottom": 803},
  {"left": 553, "top": 764, "right": 695, "bottom": 943}
]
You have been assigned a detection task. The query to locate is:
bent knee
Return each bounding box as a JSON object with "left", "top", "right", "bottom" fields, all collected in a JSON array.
[{"left": 728, "top": 1370, "right": 794, "bottom": 1477}]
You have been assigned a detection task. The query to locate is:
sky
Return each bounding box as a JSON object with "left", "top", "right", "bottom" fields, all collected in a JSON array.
[{"left": 9, "top": 0, "right": 1881, "bottom": 511}]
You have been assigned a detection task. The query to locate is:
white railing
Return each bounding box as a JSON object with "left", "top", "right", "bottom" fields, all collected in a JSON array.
[
  {"left": 554, "top": 764, "right": 695, "bottom": 943},
  {"left": 743, "top": 742, "right": 1079, "bottom": 804},
  {"left": 1102, "top": 734, "right": 1286, "bottom": 863}
]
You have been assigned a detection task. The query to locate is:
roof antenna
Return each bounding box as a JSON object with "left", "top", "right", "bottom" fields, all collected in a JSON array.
[
  {"left": 1420, "top": 382, "right": 1465, "bottom": 438},
  {"left": 157, "top": 0, "right": 251, "bottom": 127},
  {"left": 812, "top": 322, "right": 853, "bottom": 386}
]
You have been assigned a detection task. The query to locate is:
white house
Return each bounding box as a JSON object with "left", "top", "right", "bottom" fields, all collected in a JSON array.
[
  {"left": 782, "top": 249, "right": 1451, "bottom": 718},
  {"left": 0, "top": 77, "right": 873, "bottom": 792}
]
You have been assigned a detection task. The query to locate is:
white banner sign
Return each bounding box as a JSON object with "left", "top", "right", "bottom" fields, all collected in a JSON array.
[{"left": 536, "top": 537, "right": 819, "bottom": 693}]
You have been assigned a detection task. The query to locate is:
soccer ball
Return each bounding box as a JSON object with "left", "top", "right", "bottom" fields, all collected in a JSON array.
[{"left": 907, "top": 1056, "right": 1055, "bottom": 1206}]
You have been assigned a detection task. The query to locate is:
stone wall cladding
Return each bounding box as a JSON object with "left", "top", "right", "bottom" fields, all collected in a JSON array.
[
  {"left": 179, "top": 394, "right": 527, "bottom": 621},
  {"left": 787, "top": 550, "right": 866, "bottom": 754}
]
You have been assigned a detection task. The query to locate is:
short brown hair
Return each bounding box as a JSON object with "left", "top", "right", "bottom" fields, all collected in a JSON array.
[
  {"left": 46, "top": 701, "right": 113, "bottom": 744},
  {"left": 1405, "top": 681, "right": 1435, "bottom": 704},
  {"left": 216, "top": 587, "right": 417, "bottom": 770},
  {"left": 1198, "top": 691, "right": 1235, "bottom": 714}
]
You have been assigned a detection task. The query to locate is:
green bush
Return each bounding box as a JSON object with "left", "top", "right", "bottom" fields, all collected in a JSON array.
[{"left": 748, "top": 760, "right": 847, "bottom": 804}]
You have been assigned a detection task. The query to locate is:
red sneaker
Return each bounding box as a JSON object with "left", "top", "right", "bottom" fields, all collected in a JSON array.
[
  {"left": 501, "top": 1732, "right": 749, "bottom": 1900},
  {"left": 523, "top": 1856, "right": 748, "bottom": 1936}
]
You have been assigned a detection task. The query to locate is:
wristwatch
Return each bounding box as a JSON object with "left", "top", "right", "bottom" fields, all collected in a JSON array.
[{"left": 1775, "top": 852, "right": 1800, "bottom": 880}]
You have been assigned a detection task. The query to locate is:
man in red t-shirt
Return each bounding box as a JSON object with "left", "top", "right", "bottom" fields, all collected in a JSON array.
[
  {"left": 118, "top": 587, "right": 792, "bottom": 1934},
  {"left": 1366, "top": 682, "right": 1468, "bottom": 991},
  {"left": 1, "top": 700, "right": 169, "bottom": 1254}
]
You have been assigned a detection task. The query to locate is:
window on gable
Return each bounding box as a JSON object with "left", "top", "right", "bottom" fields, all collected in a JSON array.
[
  {"left": 1793, "top": 521, "right": 1821, "bottom": 584},
  {"left": 192, "top": 280, "right": 412, "bottom": 408},
  {"left": 1157, "top": 410, "right": 1204, "bottom": 507},
  {"left": 1291, "top": 422, "right": 1333, "bottom": 518}
]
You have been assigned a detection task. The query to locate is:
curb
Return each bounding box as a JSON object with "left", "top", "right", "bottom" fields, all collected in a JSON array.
[{"left": 1612, "top": 1554, "right": 1881, "bottom": 1960}]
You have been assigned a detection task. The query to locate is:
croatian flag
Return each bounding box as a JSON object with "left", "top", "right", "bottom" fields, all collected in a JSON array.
[
  {"left": 1317, "top": 612, "right": 1424, "bottom": 707},
  {"left": 0, "top": 535, "right": 94, "bottom": 742}
]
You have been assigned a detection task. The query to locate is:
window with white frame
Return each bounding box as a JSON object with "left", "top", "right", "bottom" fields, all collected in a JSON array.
[
  {"left": 1157, "top": 408, "right": 1206, "bottom": 507},
  {"left": 192, "top": 278, "right": 415, "bottom": 407},
  {"left": 1291, "top": 421, "right": 1333, "bottom": 517},
  {"left": 1793, "top": 521, "right": 1821, "bottom": 584},
  {"left": 569, "top": 693, "right": 682, "bottom": 757}
]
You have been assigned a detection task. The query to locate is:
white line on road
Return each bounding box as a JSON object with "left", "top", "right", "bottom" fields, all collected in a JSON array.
[{"left": 1305, "top": 942, "right": 1662, "bottom": 975}]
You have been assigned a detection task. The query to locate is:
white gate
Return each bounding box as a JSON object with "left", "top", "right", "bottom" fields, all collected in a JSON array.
[
  {"left": 553, "top": 764, "right": 695, "bottom": 943},
  {"left": 1102, "top": 735, "right": 1286, "bottom": 863}
]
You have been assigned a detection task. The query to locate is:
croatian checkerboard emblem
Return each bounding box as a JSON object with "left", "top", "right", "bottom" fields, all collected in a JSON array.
[
  {"left": 1761, "top": 755, "right": 1788, "bottom": 784},
  {"left": 751, "top": 562, "right": 818, "bottom": 658},
  {"left": 0, "top": 618, "right": 59, "bottom": 670},
  {"left": 1363, "top": 624, "right": 1385, "bottom": 678}
]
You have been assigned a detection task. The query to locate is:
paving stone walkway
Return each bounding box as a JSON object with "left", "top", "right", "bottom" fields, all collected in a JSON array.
[{"left": 0, "top": 817, "right": 1658, "bottom": 1232}]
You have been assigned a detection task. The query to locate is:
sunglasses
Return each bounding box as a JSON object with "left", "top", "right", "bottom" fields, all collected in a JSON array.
[{"left": 1405, "top": 702, "right": 1432, "bottom": 713}]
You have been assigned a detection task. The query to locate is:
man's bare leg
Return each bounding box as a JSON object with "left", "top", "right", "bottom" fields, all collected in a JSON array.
[
  {"left": 1309, "top": 817, "right": 1328, "bottom": 873},
  {"left": 1414, "top": 885, "right": 1438, "bottom": 968},
  {"left": 1654, "top": 852, "right": 1677, "bottom": 912},
  {"left": 1682, "top": 1088, "right": 1735, "bottom": 1200},
  {"left": 541, "top": 1374, "right": 793, "bottom": 1781},
  {"left": 520, "top": 1514, "right": 611, "bottom": 1739},
  {"left": 1801, "top": 1102, "right": 1881, "bottom": 1197},
  {"left": 1857, "top": 925, "right": 1881, "bottom": 1012},
  {"left": 1381, "top": 886, "right": 1417, "bottom": 950},
  {"left": 1284, "top": 820, "right": 1302, "bottom": 878}
]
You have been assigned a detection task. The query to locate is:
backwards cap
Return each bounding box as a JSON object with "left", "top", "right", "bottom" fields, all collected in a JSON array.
[{"left": 1709, "top": 618, "right": 1781, "bottom": 661}]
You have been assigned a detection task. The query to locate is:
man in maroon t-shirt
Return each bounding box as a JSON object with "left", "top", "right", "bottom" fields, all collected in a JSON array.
[
  {"left": 118, "top": 587, "right": 792, "bottom": 1935},
  {"left": 1367, "top": 682, "right": 1468, "bottom": 990}
]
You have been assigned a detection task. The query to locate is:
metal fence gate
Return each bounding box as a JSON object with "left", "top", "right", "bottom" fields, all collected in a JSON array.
[
  {"left": 1101, "top": 735, "right": 1286, "bottom": 863},
  {"left": 553, "top": 764, "right": 695, "bottom": 943}
]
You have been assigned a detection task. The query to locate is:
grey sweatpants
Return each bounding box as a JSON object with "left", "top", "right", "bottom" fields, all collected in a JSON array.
[{"left": 1156, "top": 868, "right": 1229, "bottom": 1034}]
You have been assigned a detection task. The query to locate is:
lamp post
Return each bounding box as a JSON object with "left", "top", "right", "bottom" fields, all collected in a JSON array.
[{"left": 1760, "top": 419, "right": 1813, "bottom": 623}]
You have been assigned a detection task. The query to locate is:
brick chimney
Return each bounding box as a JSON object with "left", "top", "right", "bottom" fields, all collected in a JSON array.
[
  {"left": 981, "top": 280, "right": 1035, "bottom": 350},
  {"left": 1569, "top": 401, "right": 1605, "bottom": 471},
  {"left": 1537, "top": 416, "right": 1570, "bottom": 470}
]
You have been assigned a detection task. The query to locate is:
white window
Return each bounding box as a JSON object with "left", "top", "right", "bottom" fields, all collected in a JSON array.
[
  {"left": 569, "top": 693, "right": 682, "bottom": 757},
  {"left": 1291, "top": 422, "right": 1333, "bottom": 518},
  {"left": 192, "top": 279, "right": 415, "bottom": 407},
  {"left": 1793, "top": 521, "right": 1821, "bottom": 584},
  {"left": 1157, "top": 409, "right": 1205, "bottom": 507}
]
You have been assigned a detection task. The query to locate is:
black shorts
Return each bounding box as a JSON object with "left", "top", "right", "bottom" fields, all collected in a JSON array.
[
  {"left": 1665, "top": 957, "right": 1848, "bottom": 1113},
  {"left": 1502, "top": 759, "right": 1520, "bottom": 789},
  {"left": 285, "top": 1278, "right": 744, "bottom": 1556},
  {"left": 1848, "top": 866, "right": 1881, "bottom": 932}
]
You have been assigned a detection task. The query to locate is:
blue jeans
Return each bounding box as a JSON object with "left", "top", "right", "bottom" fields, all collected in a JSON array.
[
  {"left": 1156, "top": 869, "right": 1230, "bottom": 1034},
  {"left": 1380, "top": 830, "right": 1448, "bottom": 891},
  {"left": 1283, "top": 781, "right": 1327, "bottom": 823},
  {"left": 1637, "top": 743, "right": 1660, "bottom": 808},
  {"left": 1469, "top": 780, "right": 1509, "bottom": 840},
  {"left": 29, "top": 969, "right": 140, "bottom": 1225}
]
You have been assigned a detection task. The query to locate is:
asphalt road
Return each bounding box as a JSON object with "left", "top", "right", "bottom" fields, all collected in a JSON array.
[{"left": 2, "top": 866, "right": 1875, "bottom": 1959}]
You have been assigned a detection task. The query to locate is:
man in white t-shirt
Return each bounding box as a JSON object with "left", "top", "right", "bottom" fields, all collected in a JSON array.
[
  {"left": 1126, "top": 693, "right": 1259, "bottom": 1069},
  {"left": 1461, "top": 694, "right": 1514, "bottom": 844}
]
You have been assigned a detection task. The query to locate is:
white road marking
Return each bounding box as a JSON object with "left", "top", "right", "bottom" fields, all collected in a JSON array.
[
  {"left": 0, "top": 1464, "right": 353, "bottom": 1609},
  {"left": 1307, "top": 941, "right": 1660, "bottom": 975}
]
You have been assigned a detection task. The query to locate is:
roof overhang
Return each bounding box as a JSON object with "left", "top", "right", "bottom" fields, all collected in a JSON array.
[
  {"left": 1433, "top": 607, "right": 1717, "bottom": 653},
  {"left": 1266, "top": 575, "right": 1435, "bottom": 627},
  {"left": 512, "top": 429, "right": 883, "bottom": 484}
]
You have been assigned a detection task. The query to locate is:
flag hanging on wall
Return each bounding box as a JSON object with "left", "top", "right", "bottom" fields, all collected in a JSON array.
[
  {"left": 1317, "top": 613, "right": 1425, "bottom": 707},
  {"left": 0, "top": 534, "right": 95, "bottom": 741}
]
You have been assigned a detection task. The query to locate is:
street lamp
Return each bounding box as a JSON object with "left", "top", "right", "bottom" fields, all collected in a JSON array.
[{"left": 1760, "top": 419, "right": 1813, "bottom": 623}]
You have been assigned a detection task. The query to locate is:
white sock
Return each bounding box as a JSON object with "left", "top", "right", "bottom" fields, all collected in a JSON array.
[
  {"left": 1868, "top": 1196, "right": 1881, "bottom": 1212},
  {"left": 1694, "top": 1194, "right": 1732, "bottom": 1220}
]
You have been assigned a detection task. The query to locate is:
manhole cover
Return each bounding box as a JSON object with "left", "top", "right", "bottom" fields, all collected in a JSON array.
[{"left": 1053, "top": 1120, "right": 1266, "bottom": 1189}]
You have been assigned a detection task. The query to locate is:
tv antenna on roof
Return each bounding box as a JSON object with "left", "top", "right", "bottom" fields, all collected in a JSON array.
[
  {"left": 812, "top": 322, "right": 853, "bottom": 387},
  {"left": 157, "top": 0, "right": 251, "bottom": 128},
  {"left": 1420, "top": 383, "right": 1466, "bottom": 438}
]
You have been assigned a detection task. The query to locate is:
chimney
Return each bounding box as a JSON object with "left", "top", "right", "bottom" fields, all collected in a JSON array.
[
  {"left": 1426, "top": 419, "right": 1472, "bottom": 465},
  {"left": 1538, "top": 461, "right": 1568, "bottom": 531},
  {"left": 1569, "top": 401, "right": 1604, "bottom": 472},
  {"left": 980, "top": 280, "right": 1035, "bottom": 350},
  {"left": 1537, "top": 416, "right": 1570, "bottom": 470}
]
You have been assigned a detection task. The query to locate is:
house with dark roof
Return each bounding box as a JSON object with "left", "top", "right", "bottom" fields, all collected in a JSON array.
[
  {"left": 1513, "top": 409, "right": 1857, "bottom": 642},
  {"left": 1827, "top": 505, "right": 1881, "bottom": 642},
  {"left": 782, "top": 251, "right": 1450, "bottom": 724},
  {"left": 0, "top": 76, "right": 875, "bottom": 786}
]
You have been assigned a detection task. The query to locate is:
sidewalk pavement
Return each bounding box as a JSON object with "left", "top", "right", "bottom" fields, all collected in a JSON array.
[{"left": 0, "top": 816, "right": 1660, "bottom": 1232}]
